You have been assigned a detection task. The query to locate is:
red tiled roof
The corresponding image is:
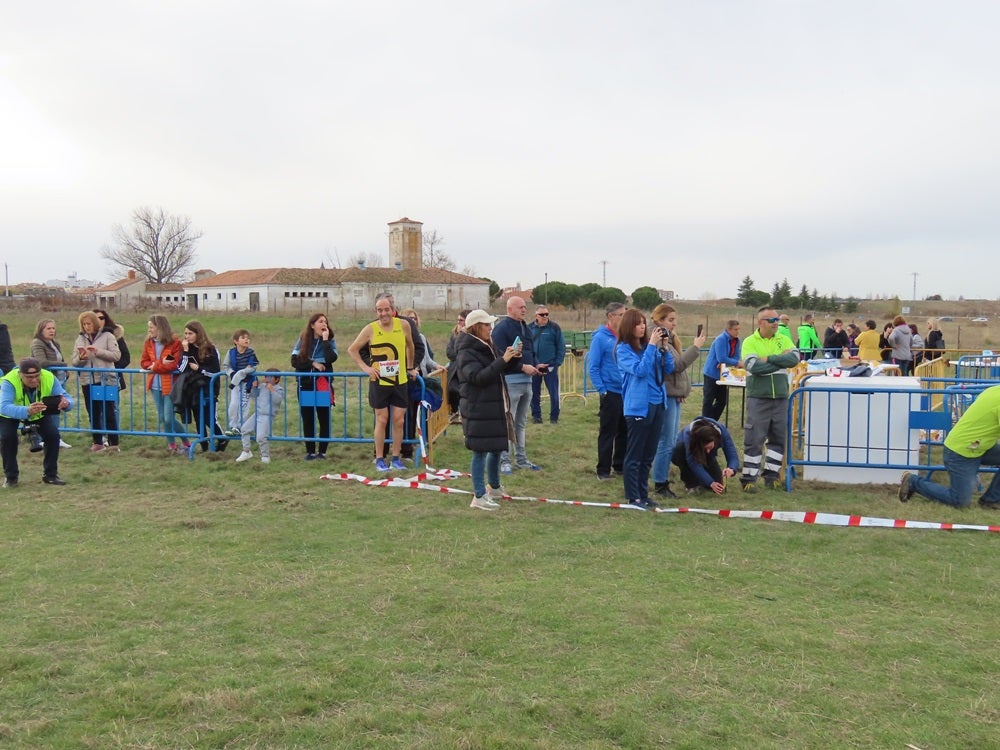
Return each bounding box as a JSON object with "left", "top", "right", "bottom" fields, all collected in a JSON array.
[{"left": 184, "top": 267, "right": 487, "bottom": 287}]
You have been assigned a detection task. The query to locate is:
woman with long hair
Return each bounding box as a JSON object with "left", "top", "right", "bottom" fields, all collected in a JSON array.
[
  {"left": 180, "top": 320, "right": 227, "bottom": 453},
  {"left": 291, "top": 313, "right": 338, "bottom": 460},
  {"left": 671, "top": 416, "right": 740, "bottom": 495},
  {"left": 616, "top": 308, "right": 673, "bottom": 510},
  {"left": 649, "top": 303, "right": 706, "bottom": 498},
  {"left": 453, "top": 309, "right": 522, "bottom": 511},
  {"left": 141, "top": 315, "right": 189, "bottom": 454},
  {"left": 71, "top": 310, "right": 121, "bottom": 452},
  {"left": 888, "top": 315, "right": 913, "bottom": 375},
  {"left": 31, "top": 318, "right": 72, "bottom": 448},
  {"left": 93, "top": 309, "right": 130, "bottom": 391}
]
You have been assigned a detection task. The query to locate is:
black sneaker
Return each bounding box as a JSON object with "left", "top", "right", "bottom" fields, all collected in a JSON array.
[
  {"left": 597, "top": 473, "right": 613, "bottom": 481},
  {"left": 532, "top": 416, "right": 543, "bottom": 424},
  {"left": 740, "top": 480, "right": 757, "bottom": 494},
  {"left": 42, "top": 475, "right": 66, "bottom": 486},
  {"left": 978, "top": 498, "right": 1000, "bottom": 510},
  {"left": 763, "top": 478, "right": 779, "bottom": 490},
  {"left": 654, "top": 482, "right": 678, "bottom": 498},
  {"left": 898, "top": 472, "right": 915, "bottom": 503},
  {"left": 2, "top": 477, "right": 17, "bottom": 488}
]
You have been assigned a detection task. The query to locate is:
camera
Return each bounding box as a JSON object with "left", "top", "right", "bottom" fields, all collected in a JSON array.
[{"left": 20, "top": 423, "right": 44, "bottom": 453}]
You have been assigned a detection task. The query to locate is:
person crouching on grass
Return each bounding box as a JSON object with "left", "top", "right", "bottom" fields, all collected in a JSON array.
[
  {"left": 672, "top": 417, "right": 740, "bottom": 495},
  {"left": 453, "top": 310, "right": 523, "bottom": 511}
]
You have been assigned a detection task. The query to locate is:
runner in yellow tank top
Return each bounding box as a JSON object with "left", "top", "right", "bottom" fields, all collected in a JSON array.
[{"left": 347, "top": 294, "right": 416, "bottom": 472}]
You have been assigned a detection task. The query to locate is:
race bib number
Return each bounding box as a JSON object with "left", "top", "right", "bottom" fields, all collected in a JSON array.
[{"left": 379, "top": 359, "right": 400, "bottom": 378}]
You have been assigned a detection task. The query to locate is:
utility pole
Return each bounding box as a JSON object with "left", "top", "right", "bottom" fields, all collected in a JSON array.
[
  {"left": 599, "top": 260, "right": 608, "bottom": 287},
  {"left": 544, "top": 272, "right": 548, "bottom": 305},
  {"left": 911, "top": 271, "right": 918, "bottom": 302}
]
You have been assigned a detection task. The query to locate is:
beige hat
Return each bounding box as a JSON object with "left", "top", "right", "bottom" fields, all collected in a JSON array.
[{"left": 465, "top": 309, "right": 497, "bottom": 327}]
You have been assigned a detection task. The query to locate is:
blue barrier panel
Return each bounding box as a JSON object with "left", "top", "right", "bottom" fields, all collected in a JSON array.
[
  {"left": 786, "top": 379, "right": 998, "bottom": 491},
  {"left": 954, "top": 354, "right": 1000, "bottom": 381},
  {"left": 53, "top": 366, "right": 437, "bottom": 457}
]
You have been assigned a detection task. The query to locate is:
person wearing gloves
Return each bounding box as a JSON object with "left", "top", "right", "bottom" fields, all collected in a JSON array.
[{"left": 223, "top": 329, "right": 260, "bottom": 435}]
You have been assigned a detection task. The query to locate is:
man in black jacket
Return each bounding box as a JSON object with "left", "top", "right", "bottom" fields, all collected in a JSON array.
[{"left": 0, "top": 322, "right": 15, "bottom": 375}]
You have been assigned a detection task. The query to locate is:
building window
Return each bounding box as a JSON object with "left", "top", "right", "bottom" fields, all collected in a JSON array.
[
  {"left": 437, "top": 286, "right": 447, "bottom": 299},
  {"left": 217, "top": 293, "right": 222, "bottom": 300},
  {"left": 203, "top": 294, "right": 208, "bottom": 300},
  {"left": 413, "top": 288, "right": 422, "bottom": 298},
  {"left": 232, "top": 293, "right": 237, "bottom": 299},
  {"left": 284, "top": 292, "right": 290, "bottom": 297},
  {"left": 322, "top": 292, "right": 328, "bottom": 298},
  {"left": 353, "top": 288, "right": 363, "bottom": 297}
]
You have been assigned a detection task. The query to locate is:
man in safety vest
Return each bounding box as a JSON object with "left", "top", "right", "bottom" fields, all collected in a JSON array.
[{"left": 0, "top": 357, "right": 74, "bottom": 487}]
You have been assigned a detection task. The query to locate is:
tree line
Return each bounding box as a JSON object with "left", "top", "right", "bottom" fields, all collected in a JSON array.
[{"left": 736, "top": 276, "right": 859, "bottom": 314}]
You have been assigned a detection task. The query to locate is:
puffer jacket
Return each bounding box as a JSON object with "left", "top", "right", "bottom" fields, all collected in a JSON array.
[
  {"left": 71, "top": 327, "right": 121, "bottom": 386},
  {"left": 661, "top": 330, "right": 701, "bottom": 399},
  {"left": 454, "top": 331, "right": 520, "bottom": 452}
]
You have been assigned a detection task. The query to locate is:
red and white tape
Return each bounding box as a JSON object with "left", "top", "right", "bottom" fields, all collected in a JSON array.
[{"left": 320, "top": 470, "right": 1000, "bottom": 532}]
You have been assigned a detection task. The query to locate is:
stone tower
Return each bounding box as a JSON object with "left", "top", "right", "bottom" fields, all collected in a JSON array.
[{"left": 388, "top": 217, "right": 423, "bottom": 269}]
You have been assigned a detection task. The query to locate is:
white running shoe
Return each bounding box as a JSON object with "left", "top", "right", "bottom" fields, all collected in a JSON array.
[
  {"left": 235, "top": 451, "right": 253, "bottom": 463},
  {"left": 59, "top": 440, "right": 72, "bottom": 448},
  {"left": 469, "top": 495, "right": 500, "bottom": 511},
  {"left": 260, "top": 456, "right": 270, "bottom": 464},
  {"left": 486, "top": 485, "right": 507, "bottom": 502}
]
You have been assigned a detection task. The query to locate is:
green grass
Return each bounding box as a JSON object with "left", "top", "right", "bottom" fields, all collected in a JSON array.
[{"left": 1, "top": 309, "right": 999, "bottom": 748}]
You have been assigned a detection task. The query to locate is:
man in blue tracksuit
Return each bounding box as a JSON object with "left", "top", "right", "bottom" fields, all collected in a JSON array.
[
  {"left": 701, "top": 320, "right": 741, "bottom": 421},
  {"left": 528, "top": 305, "right": 565, "bottom": 424},
  {"left": 587, "top": 303, "right": 628, "bottom": 480}
]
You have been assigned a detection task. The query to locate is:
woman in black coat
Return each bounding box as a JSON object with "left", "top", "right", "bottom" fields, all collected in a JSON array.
[
  {"left": 179, "top": 320, "right": 228, "bottom": 453},
  {"left": 454, "top": 310, "right": 522, "bottom": 511}
]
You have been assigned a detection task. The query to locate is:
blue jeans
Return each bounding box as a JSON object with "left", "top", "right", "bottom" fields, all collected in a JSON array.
[
  {"left": 470, "top": 450, "right": 502, "bottom": 497},
  {"left": 152, "top": 388, "right": 187, "bottom": 446},
  {"left": 652, "top": 396, "right": 682, "bottom": 484},
  {"left": 911, "top": 444, "right": 1000, "bottom": 507},
  {"left": 623, "top": 401, "right": 664, "bottom": 502},
  {"left": 530, "top": 367, "right": 561, "bottom": 421},
  {"left": 501, "top": 379, "right": 531, "bottom": 465}
]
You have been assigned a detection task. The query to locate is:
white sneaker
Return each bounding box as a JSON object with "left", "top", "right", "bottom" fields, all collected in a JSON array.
[
  {"left": 486, "top": 485, "right": 506, "bottom": 502},
  {"left": 59, "top": 440, "right": 72, "bottom": 449},
  {"left": 469, "top": 495, "right": 500, "bottom": 511},
  {"left": 260, "top": 456, "right": 270, "bottom": 464},
  {"left": 235, "top": 451, "right": 253, "bottom": 463}
]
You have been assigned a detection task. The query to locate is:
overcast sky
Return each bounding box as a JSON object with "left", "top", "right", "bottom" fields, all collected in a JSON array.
[{"left": 2, "top": 1, "right": 998, "bottom": 301}]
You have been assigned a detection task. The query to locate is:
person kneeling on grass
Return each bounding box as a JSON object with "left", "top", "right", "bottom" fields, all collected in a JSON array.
[
  {"left": 899, "top": 384, "right": 1000, "bottom": 509},
  {"left": 671, "top": 417, "right": 740, "bottom": 496}
]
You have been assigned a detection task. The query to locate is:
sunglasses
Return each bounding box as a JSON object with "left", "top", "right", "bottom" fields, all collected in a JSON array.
[
  {"left": 761, "top": 316, "right": 781, "bottom": 323},
  {"left": 537, "top": 313, "right": 549, "bottom": 317}
]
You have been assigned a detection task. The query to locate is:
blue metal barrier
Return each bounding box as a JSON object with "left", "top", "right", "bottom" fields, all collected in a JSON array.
[
  {"left": 52, "top": 366, "right": 434, "bottom": 456},
  {"left": 785, "top": 379, "right": 997, "bottom": 491}
]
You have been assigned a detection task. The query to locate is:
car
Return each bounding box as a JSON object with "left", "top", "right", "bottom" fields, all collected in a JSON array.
[
  {"left": 938, "top": 316, "right": 953, "bottom": 322},
  {"left": 971, "top": 317, "right": 989, "bottom": 324}
]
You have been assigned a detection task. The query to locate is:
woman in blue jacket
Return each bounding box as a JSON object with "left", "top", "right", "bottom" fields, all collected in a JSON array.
[
  {"left": 672, "top": 417, "right": 740, "bottom": 495},
  {"left": 616, "top": 309, "right": 673, "bottom": 509}
]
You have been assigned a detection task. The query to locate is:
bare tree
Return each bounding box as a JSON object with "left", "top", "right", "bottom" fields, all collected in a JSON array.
[
  {"left": 101, "top": 206, "right": 202, "bottom": 283},
  {"left": 422, "top": 229, "right": 456, "bottom": 271}
]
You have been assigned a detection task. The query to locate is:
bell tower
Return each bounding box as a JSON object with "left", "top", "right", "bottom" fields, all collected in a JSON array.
[{"left": 388, "top": 217, "right": 423, "bottom": 269}]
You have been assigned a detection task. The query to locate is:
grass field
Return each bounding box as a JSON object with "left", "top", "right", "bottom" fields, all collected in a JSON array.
[{"left": 1, "top": 307, "right": 998, "bottom": 748}]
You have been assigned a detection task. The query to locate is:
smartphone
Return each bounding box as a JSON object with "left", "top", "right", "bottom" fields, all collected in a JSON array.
[
  {"left": 512, "top": 336, "right": 521, "bottom": 349},
  {"left": 697, "top": 324, "right": 704, "bottom": 337}
]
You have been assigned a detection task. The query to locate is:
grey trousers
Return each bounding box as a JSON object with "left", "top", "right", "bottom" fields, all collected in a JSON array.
[{"left": 742, "top": 396, "right": 787, "bottom": 482}]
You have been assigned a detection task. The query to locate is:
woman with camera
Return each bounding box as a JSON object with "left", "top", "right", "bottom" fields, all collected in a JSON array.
[
  {"left": 649, "top": 304, "right": 706, "bottom": 499},
  {"left": 71, "top": 311, "right": 121, "bottom": 453},
  {"left": 179, "top": 320, "right": 228, "bottom": 454},
  {"left": 615, "top": 309, "right": 674, "bottom": 510}
]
